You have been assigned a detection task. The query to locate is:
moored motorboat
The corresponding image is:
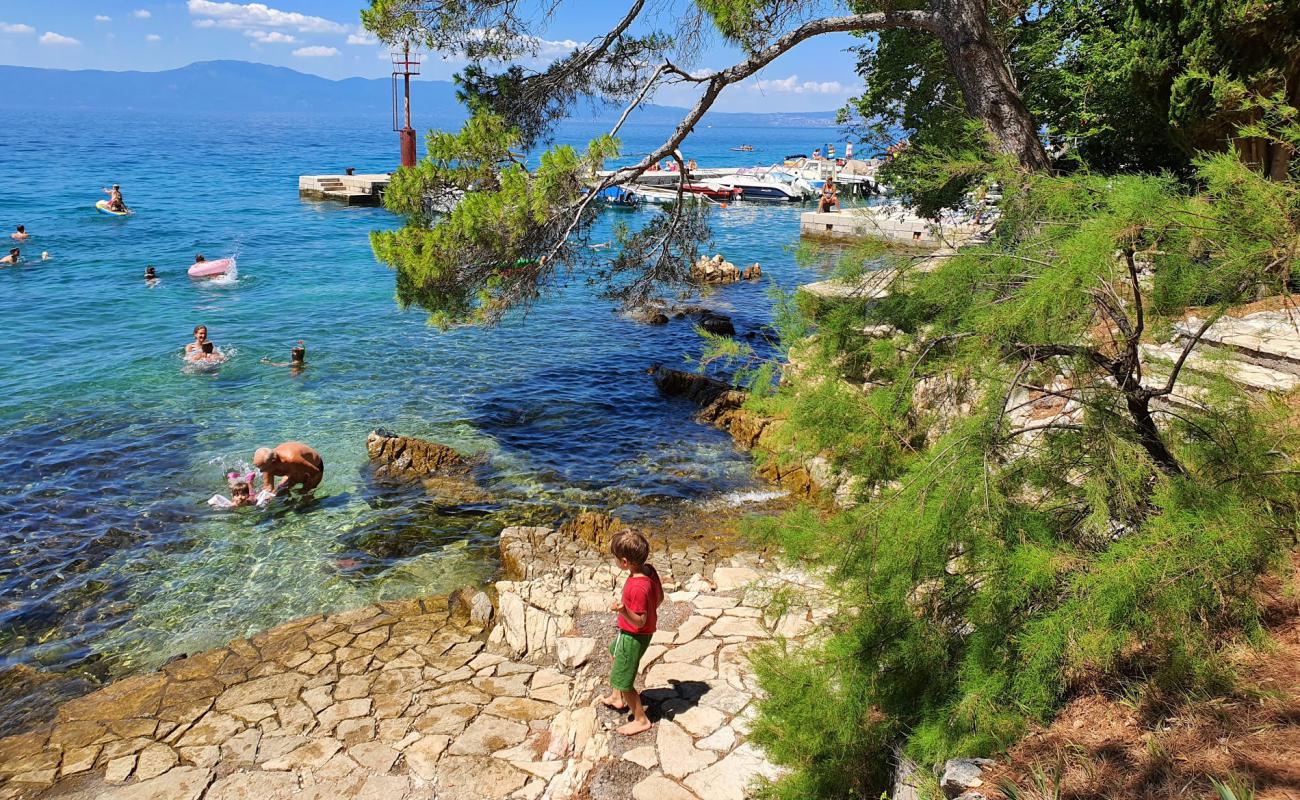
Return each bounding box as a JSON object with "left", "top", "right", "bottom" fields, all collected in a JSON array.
[
  {"left": 679, "top": 183, "right": 743, "bottom": 201},
  {"left": 701, "top": 169, "right": 814, "bottom": 201}
]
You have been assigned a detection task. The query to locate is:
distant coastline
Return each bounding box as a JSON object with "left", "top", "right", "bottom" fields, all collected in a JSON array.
[{"left": 0, "top": 60, "right": 839, "bottom": 127}]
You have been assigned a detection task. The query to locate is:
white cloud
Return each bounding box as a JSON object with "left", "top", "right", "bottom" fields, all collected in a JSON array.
[
  {"left": 0, "top": 22, "right": 36, "bottom": 34},
  {"left": 292, "top": 45, "right": 338, "bottom": 57},
  {"left": 146, "top": 33, "right": 161, "bottom": 42},
  {"left": 95, "top": 15, "right": 112, "bottom": 23},
  {"left": 750, "top": 74, "right": 846, "bottom": 94},
  {"left": 133, "top": 9, "right": 151, "bottom": 18},
  {"left": 245, "top": 29, "right": 295, "bottom": 43},
  {"left": 346, "top": 29, "right": 377, "bottom": 45},
  {"left": 188, "top": 1, "right": 348, "bottom": 34},
  {"left": 39, "top": 31, "right": 81, "bottom": 46}
]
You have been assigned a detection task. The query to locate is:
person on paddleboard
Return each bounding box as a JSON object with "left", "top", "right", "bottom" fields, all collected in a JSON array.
[{"left": 103, "top": 184, "right": 127, "bottom": 212}]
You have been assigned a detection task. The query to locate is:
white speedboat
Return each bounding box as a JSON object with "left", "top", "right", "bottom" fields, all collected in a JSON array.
[{"left": 702, "top": 169, "right": 814, "bottom": 201}]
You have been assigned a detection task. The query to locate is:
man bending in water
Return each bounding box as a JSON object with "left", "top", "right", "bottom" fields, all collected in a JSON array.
[
  {"left": 1, "top": 248, "right": 19, "bottom": 265},
  {"left": 254, "top": 442, "right": 324, "bottom": 497}
]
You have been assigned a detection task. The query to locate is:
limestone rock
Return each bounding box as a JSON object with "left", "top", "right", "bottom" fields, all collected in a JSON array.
[
  {"left": 683, "top": 743, "right": 782, "bottom": 800},
  {"left": 633, "top": 773, "right": 702, "bottom": 800},
  {"left": 214, "top": 672, "right": 307, "bottom": 710},
  {"left": 446, "top": 715, "right": 528, "bottom": 756},
  {"left": 205, "top": 770, "right": 299, "bottom": 800},
  {"left": 434, "top": 755, "right": 529, "bottom": 800},
  {"left": 556, "top": 637, "right": 596, "bottom": 668},
  {"left": 366, "top": 428, "right": 467, "bottom": 480},
  {"left": 557, "top": 511, "right": 624, "bottom": 551},
  {"left": 403, "top": 734, "right": 450, "bottom": 779},
  {"left": 483, "top": 696, "right": 561, "bottom": 723},
  {"left": 104, "top": 754, "right": 136, "bottom": 784},
  {"left": 133, "top": 743, "right": 179, "bottom": 780},
  {"left": 624, "top": 745, "right": 659, "bottom": 769},
  {"left": 657, "top": 719, "right": 717, "bottom": 779},
  {"left": 261, "top": 737, "right": 342, "bottom": 770},
  {"left": 940, "top": 758, "right": 994, "bottom": 798},
  {"left": 713, "top": 567, "right": 760, "bottom": 591},
  {"left": 105, "top": 766, "right": 215, "bottom": 800}
]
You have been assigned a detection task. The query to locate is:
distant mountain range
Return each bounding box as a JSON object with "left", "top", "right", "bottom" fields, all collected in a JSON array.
[{"left": 0, "top": 60, "right": 839, "bottom": 127}]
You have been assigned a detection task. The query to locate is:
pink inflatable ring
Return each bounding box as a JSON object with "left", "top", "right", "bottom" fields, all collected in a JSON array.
[{"left": 188, "top": 257, "right": 235, "bottom": 278}]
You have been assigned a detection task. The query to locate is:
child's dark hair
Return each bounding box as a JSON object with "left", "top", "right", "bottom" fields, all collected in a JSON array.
[{"left": 611, "top": 529, "right": 650, "bottom": 566}]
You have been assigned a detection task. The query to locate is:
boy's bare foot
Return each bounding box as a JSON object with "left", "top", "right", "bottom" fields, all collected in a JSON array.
[
  {"left": 597, "top": 692, "right": 627, "bottom": 711},
  {"left": 616, "top": 717, "right": 653, "bottom": 736}
]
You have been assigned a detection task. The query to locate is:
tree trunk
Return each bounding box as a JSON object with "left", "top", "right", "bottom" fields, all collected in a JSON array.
[
  {"left": 1126, "top": 396, "right": 1185, "bottom": 475},
  {"left": 932, "top": 0, "right": 1052, "bottom": 173}
]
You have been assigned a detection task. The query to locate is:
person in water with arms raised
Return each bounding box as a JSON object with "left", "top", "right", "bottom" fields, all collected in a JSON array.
[{"left": 254, "top": 442, "right": 324, "bottom": 497}]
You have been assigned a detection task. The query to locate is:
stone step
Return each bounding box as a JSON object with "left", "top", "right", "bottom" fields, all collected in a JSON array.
[
  {"left": 1176, "top": 310, "right": 1300, "bottom": 375},
  {"left": 1141, "top": 342, "right": 1300, "bottom": 394}
]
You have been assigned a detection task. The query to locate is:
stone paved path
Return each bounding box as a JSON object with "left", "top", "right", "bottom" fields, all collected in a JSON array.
[{"left": 0, "top": 517, "right": 827, "bottom": 800}]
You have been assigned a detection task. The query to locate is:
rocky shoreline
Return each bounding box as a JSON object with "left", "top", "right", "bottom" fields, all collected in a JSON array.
[{"left": 0, "top": 502, "right": 829, "bottom": 800}]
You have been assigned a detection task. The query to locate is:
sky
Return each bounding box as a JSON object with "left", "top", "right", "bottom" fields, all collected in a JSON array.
[{"left": 0, "top": 0, "right": 866, "bottom": 112}]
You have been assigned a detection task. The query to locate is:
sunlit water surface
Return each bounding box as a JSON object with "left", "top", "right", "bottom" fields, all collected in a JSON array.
[{"left": 0, "top": 110, "right": 850, "bottom": 705}]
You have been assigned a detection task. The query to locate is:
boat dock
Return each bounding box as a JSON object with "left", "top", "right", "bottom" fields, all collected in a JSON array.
[
  {"left": 800, "top": 208, "right": 987, "bottom": 248},
  {"left": 298, "top": 173, "right": 390, "bottom": 206}
]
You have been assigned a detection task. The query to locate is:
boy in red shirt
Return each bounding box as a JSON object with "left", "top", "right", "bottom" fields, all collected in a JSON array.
[{"left": 599, "top": 529, "right": 664, "bottom": 735}]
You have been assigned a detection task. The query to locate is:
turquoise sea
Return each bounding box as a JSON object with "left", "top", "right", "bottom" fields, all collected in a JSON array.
[{"left": 0, "top": 109, "right": 847, "bottom": 721}]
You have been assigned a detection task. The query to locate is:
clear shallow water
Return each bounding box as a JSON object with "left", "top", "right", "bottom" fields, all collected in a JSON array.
[{"left": 0, "top": 110, "right": 842, "bottom": 698}]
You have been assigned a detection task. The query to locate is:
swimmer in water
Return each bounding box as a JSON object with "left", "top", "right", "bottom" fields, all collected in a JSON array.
[
  {"left": 194, "top": 254, "right": 206, "bottom": 263},
  {"left": 144, "top": 266, "right": 157, "bottom": 282},
  {"left": 11, "top": 225, "right": 29, "bottom": 241},
  {"left": 0, "top": 248, "right": 18, "bottom": 265},
  {"left": 262, "top": 340, "right": 306, "bottom": 370},
  {"left": 228, "top": 476, "right": 256, "bottom": 507},
  {"left": 184, "top": 324, "right": 225, "bottom": 363}
]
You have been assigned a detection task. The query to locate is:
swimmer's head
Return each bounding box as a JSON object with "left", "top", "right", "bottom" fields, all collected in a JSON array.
[
  {"left": 193, "top": 324, "right": 207, "bottom": 341},
  {"left": 8, "top": 248, "right": 17, "bottom": 260},
  {"left": 113, "top": 184, "right": 120, "bottom": 190},
  {"left": 145, "top": 266, "right": 156, "bottom": 278},
  {"left": 40, "top": 252, "right": 49, "bottom": 261},
  {"left": 253, "top": 447, "right": 276, "bottom": 469},
  {"left": 291, "top": 344, "right": 306, "bottom": 364},
  {"left": 195, "top": 254, "right": 205, "bottom": 262},
  {"left": 229, "top": 478, "right": 251, "bottom": 498},
  {"left": 15, "top": 225, "right": 24, "bottom": 234}
]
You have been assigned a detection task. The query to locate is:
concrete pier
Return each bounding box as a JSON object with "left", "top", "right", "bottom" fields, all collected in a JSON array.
[
  {"left": 299, "top": 174, "right": 391, "bottom": 206},
  {"left": 800, "top": 208, "right": 985, "bottom": 249}
]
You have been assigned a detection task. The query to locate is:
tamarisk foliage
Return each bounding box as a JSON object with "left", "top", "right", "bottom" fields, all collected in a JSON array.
[
  {"left": 361, "top": 0, "right": 1052, "bottom": 325},
  {"left": 729, "top": 147, "right": 1300, "bottom": 798}
]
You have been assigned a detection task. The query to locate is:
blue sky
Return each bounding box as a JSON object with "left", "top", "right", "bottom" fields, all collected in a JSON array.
[{"left": 0, "top": 0, "right": 864, "bottom": 112}]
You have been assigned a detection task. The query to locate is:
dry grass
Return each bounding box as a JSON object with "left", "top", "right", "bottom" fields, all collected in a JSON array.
[{"left": 988, "top": 551, "right": 1300, "bottom": 799}]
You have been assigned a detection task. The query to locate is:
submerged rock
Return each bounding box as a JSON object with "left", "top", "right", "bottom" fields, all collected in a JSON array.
[{"left": 698, "top": 312, "right": 736, "bottom": 336}]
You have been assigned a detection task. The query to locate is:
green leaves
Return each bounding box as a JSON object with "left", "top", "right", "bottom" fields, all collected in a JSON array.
[{"left": 370, "top": 112, "right": 621, "bottom": 326}]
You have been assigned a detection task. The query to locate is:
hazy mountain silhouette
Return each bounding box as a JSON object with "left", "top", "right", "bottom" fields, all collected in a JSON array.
[{"left": 0, "top": 60, "right": 837, "bottom": 126}]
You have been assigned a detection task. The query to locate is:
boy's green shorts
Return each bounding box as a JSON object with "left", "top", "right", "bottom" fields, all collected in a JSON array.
[{"left": 608, "top": 630, "right": 653, "bottom": 692}]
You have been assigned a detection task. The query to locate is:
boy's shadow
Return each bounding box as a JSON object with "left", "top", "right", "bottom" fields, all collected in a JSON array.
[{"left": 640, "top": 680, "right": 712, "bottom": 722}]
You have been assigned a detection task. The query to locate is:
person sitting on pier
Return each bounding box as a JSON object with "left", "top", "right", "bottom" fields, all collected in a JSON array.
[
  {"left": 1, "top": 248, "right": 19, "bottom": 265},
  {"left": 11, "top": 225, "right": 29, "bottom": 241},
  {"left": 254, "top": 441, "right": 324, "bottom": 497},
  {"left": 818, "top": 181, "right": 840, "bottom": 213},
  {"left": 103, "top": 184, "right": 127, "bottom": 212}
]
